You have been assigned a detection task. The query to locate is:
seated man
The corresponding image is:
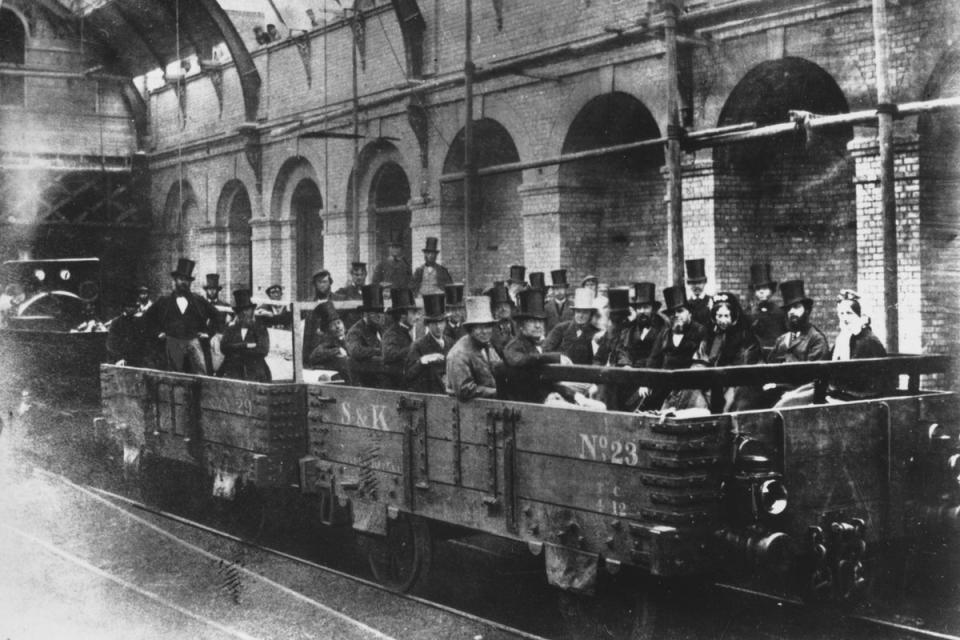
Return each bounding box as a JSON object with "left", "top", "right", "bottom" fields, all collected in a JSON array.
[
  {"left": 624, "top": 282, "right": 668, "bottom": 367},
  {"left": 406, "top": 293, "right": 453, "bottom": 394},
  {"left": 443, "top": 283, "right": 467, "bottom": 343},
  {"left": 345, "top": 284, "right": 386, "bottom": 387},
  {"left": 502, "top": 288, "right": 572, "bottom": 403},
  {"left": 381, "top": 287, "right": 421, "bottom": 389},
  {"left": 307, "top": 316, "right": 350, "bottom": 382},
  {"left": 767, "top": 280, "right": 829, "bottom": 364},
  {"left": 445, "top": 296, "right": 503, "bottom": 401},
  {"left": 487, "top": 283, "right": 516, "bottom": 357},
  {"left": 303, "top": 270, "right": 340, "bottom": 367},
  {"left": 543, "top": 287, "right": 600, "bottom": 365}
]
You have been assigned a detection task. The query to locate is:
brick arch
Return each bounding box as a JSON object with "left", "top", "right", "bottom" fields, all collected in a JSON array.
[
  {"left": 162, "top": 179, "right": 200, "bottom": 249},
  {"left": 270, "top": 156, "right": 323, "bottom": 297},
  {"left": 441, "top": 118, "right": 522, "bottom": 289},
  {"left": 215, "top": 179, "right": 253, "bottom": 291},
  {"left": 557, "top": 91, "right": 665, "bottom": 286},
  {"left": 270, "top": 156, "right": 322, "bottom": 221}
]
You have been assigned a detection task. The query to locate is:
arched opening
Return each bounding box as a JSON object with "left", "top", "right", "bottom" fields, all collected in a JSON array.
[
  {"left": 369, "top": 161, "right": 412, "bottom": 269},
  {"left": 293, "top": 179, "right": 323, "bottom": 296},
  {"left": 0, "top": 8, "right": 26, "bottom": 106},
  {"left": 217, "top": 180, "right": 253, "bottom": 291},
  {"left": 163, "top": 179, "right": 200, "bottom": 255},
  {"left": 559, "top": 92, "right": 664, "bottom": 283},
  {"left": 442, "top": 118, "right": 522, "bottom": 288},
  {"left": 919, "top": 50, "right": 960, "bottom": 356},
  {"left": 714, "top": 58, "right": 853, "bottom": 334}
]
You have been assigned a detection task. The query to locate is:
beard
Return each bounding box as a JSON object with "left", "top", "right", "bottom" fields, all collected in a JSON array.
[
  {"left": 175, "top": 282, "right": 190, "bottom": 294},
  {"left": 635, "top": 314, "right": 651, "bottom": 328},
  {"left": 786, "top": 314, "right": 807, "bottom": 332},
  {"left": 672, "top": 319, "right": 688, "bottom": 334}
]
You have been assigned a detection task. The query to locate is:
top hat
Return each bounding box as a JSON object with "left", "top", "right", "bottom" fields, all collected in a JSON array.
[
  {"left": 359, "top": 284, "right": 385, "bottom": 312},
  {"left": 662, "top": 285, "right": 690, "bottom": 313},
  {"left": 550, "top": 269, "right": 568, "bottom": 287},
  {"left": 750, "top": 263, "right": 777, "bottom": 290},
  {"left": 265, "top": 283, "right": 283, "bottom": 296},
  {"left": 423, "top": 237, "right": 440, "bottom": 253},
  {"left": 444, "top": 283, "right": 465, "bottom": 307},
  {"left": 779, "top": 280, "right": 813, "bottom": 309},
  {"left": 390, "top": 287, "right": 420, "bottom": 312},
  {"left": 422, "top": 293, "right": 446, "bottom": 322},
  {"left": 203, "top": 274, "right": 222, "bottom": 290},
  {"left": 685, "top": 259, "right": 707, "bottom": 283},
  {"left": 170, "top": 258, "right": 196, "bottom": 281},
  {"left": 581, "top": 274, "right": 599, "bottom": 286},
  {"left": 514, "top": 288, "right": 548, "bottom": 320},
  {"left": 508, "top": 265, "right": 526, "bottom": 283},
  {"left": 631, "top": 282, "right": 661, "bottom": 310},
  {"left": 351, "top": 262, "right": 367, "bottom": 272},
  {"left": 571, "top": 287, "right": 596, "bottom": 311},
  {"left": 232, "top": 289, "right": 256, "bottom": 311},
  {"left": 607, "top": 287, "right": 632, "bottom": 313},
  {"left": 486, "top": 283, "right": 511, "bottom": 307},
  {"left": 463, "top": 296, "right": 497, "bottom": 326},
  {"left": 528, "top": 272, "right": 546, "bottom": 291}
]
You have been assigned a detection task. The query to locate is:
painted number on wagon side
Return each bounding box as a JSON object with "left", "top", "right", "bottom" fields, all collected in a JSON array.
[{"left": 578, "top": 434, "right": 639, "bottom": 466}]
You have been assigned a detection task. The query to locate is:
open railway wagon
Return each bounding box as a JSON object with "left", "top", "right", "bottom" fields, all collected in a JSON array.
[{"left": 98, "top": 354, "right": 959, "bottom": 602}]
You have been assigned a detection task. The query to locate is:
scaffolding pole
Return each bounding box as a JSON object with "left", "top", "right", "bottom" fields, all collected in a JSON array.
[
  {"left": 463, "top": 0, "right": 475, "bottom": 288},
  {"left": 664, "top": 0, "right": 684, "bottom": 287}
]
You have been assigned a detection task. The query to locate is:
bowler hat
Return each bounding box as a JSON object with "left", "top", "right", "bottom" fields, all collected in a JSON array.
[
  {"left": 232, "top": 289, "right": 256, "bottom": 311},
  {"left": 508, "top": 265, "right": 526, "bottom": 284},
  {"left": 423, "top": 237, "right": 439, "bottom": 253},
  {"left": 390, "top": 287, "right": 420, "bottom": 312},
  {"left": 779, "top": 280, "right": 814, "bottom": 309},
  {"left": 630, "top": 282, "right": 661, "bottom": 310},
  {"left": 444, "top": 283, "right": 465, "bottom": 307},
  {"left": 422, "top": 293, "right": 446, "bottom": 322},
  {"left": 662, "top": 285, "right": 690, "bottom": 313},
  {"left": 359, "top": 284, "right": 385, "bottom": 312},
  {"left": 571, "top": 287, "right": 596, "bottom": 311},
  {"left": 170, "top": 258, "right": 196, "bottom": 281},
  {"left": 204, "top": 274, "right": 222, "bottom": 290},
  {"left": 550, "top": 269, "right": 568, "bottom": 287},
  {"left": 607, "top": 288, "right": 632, "bottom": 313},
  {"left": 486, "top": 283, "right": 511, "bottom": 307},
  {"left": 685, "top": 259, "right": 707, "bottom": 283},
  {"left": 750, "top": 263, "right": 777, "bottom": 290},
  {"left": 265, "top": 283, "right": 283, "bottom": 296},
  {"left": 528, "top": 272, "right": 546, "bottom": 291},
  {"left": 463, "top": 296, "right": 496, "bottom": 326},
  {"left": 514, "top": 289, "right": 548, "bottom": 320}
]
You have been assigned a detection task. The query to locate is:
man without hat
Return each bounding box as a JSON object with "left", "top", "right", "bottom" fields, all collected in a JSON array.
[
  {"left": 746, "top": 263, "right": 785, "bottom": 349},
  {"left": 303, "top": 269, "right": 340, "bottom": 367},
  {"left": 411, "top": 237, "right": 453, "bottom": 297},
  {"left": 502, "top": 289, "right": 572, "bottom": 403},
  {"left": 144, "top": 258, "right": 219, "bottom": 374},
  {"left": 335, "top": 262, "right": 367, "bottom": 300},
  {"left": 345, "top": 284, "right": 386, "bottom": 387},
  {"left": 135, "top": 284, "right": 153, "bottom": 317},
  {"left": 405, "top": 293, "right": 454, "bottom": 394},
  {"left": 443, "top": 283, "right": 468, "bottom": 343},
  {"left": 218, "top": 289, "right": 271, "bottom": 382},
  {"left": 544, "top": 269, "right": 574, "bottom": 332},
  {"left": 255, "top": 284, "right": 291, "bottom": 329},
  {"left": 445, "top": 296, "right": 504, "bottom": 400},
  {"left": 381, "top": 287, "right": 422, "bottom": 388},
  {"left": 685, "top": 259, "right": 713, "bottom": 328},
  {"left": 372, "top": 236, "right": 411, "bottom": 289}
]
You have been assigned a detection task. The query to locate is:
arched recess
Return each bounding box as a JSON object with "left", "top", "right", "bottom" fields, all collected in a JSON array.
[
  {"left": 918, "top": 49, "right": 960, "bottom": 356},
  {"left": 216, "top": 180, "right": 253, "bottom": 291},
  {"left": 272, "top": 157, "right": 324, "bottom": 298},
  {"left": 714, "top": 58, "right": 853, "bottom": 334},
  {"left": 558, "top": 92, "right": 664, "bottom": 284},
  {"left": 0, "top": 7, "right": 26, "bottom": 106},
  {"left": 162, "top": 179, "right": 201, "bottom": 256},
  {"left": 442, "top": 118, "right": 522, "bottom": 288}
]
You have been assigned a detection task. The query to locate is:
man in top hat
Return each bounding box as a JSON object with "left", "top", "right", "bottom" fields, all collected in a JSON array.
[
  {"left": 218, "top": 289, "right": 271, "bottom": 382},
  {"left": 411, "top": 237, "right": 453, "bottom": 297},
  {"left": 335, "top": 262, "right": 367, "bottom": 300},
  {"left": 487, "top": 283, "right": 516, "bottom": 357},
  {"left": 545, "top": 269, "right": 574, "bottom": 332},
  {"left": 623, "top": 282, "right": 668, "bottom": 367},
  {"left": 306, "top": 315, "right": 350, "bottom": 381},
  {"left": 144, "top": 258, "right": 219, "bottom": 374},
  {"left": 382, "top": 287, "right": 422, "bottom": 388},
  {"left": 303, "top": 269, "right": 340, "bottom": 367},
  {"left": 443, "top": 283, "right": 468, "bottom": 343},
  {"left": 747, "top": 263, "right": 785, "bottom": 349},
  {"left": 445, "top": 296, "right": 504, "bottom": 401},
  {"left": 372, "top": 237, "right": 411, "bottom": 289},
  {"left": 405, "top": 293, "right": 454, "bottom": 394},
  {"left": 685, "top": 259, "right": 713, "bottom": 328},
  {"left": 506, "top": 265, "right": 527, "bottom": 306},
  {"left": 594, "top": 288, "right": 633, "bottom": 367},
  {"left": 345, "top": 284, "right": 387, "bottom": 387},
  {"left": 634, "top": 285, "right": 707, "bottom": 411},
  {"left": 544, "top": 287, "right": 600, "bottom": 365},
  {"left": 255, "top": 283, "right": 292, "bottom": 329},
  {"left": 202, "top": 274, "right": 233, "bottom": 326},
  {"left": 767, "top": 280, "right": 829, "bottom": 364},
  {"left": 502, "top": 289, "right": 571, "bottom": 403},
  {"left": 106, "top": 288, "right": 147, "bottom": 367}
]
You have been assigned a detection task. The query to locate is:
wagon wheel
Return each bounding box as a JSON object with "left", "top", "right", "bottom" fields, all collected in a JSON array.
[{"left": 364, "top": 514, "right": 432, "bottom": 592}]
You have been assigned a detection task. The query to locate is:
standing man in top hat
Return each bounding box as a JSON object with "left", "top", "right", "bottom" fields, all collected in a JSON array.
[
  {"left": 411, "top": 237, "right": 453, "bottom": 298},
  {"left": 747, "top": 263, "right": 785, "bottom": 349},
  {"left": 303, "top": 269, "right": 340, "bottom": 366},
  {"left": 405, "top": 293, "right": 453, "bottom": 394},
  {"left": 144, "top": 258, "right": 219, "bottom": 374},
  {"left": 345, "top": 284, "right": 387, "bottom": 387},
  {"left": 372, "top": 236, "right": 411, "bottom": 289},
  {"left": 444, "top": 283, "right": 468, "bottom": 343},
  {"left": 624, "top": 282, "right": 668, "bottom": 367},
  {"left": 218, "top": 289, "right": 271, "bottom": 382},
  {"left": 767, "top": 280, "right": 829, "bottom": 364},
  {"left": 545, "top": 269, "right": 574, "bottom": 332},
  {"left": 543, "top": 287, "right": 600, "bottom": 365},
  {"left": 202, "top": 273, "right": 232, "bottom": 373},
  {"left": 382, "top": 287, "right": 422, "bottom": 388},
  {"left": 685, "top": 259, "right": 713, "bottom": 328},
  {"left": 445, "top": 296, "right": 503, "bottom": 400},
  {"left": 502, "top": 288, "right": 571, "bottom": 403},
  {"left": 487, "top": 283, "right": 516, "bottom": 357},
  {"left": 506, "top": 265, "right": 527, "bottom": 307}
]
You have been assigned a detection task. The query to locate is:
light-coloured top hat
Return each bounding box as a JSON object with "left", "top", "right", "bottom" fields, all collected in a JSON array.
[
  {"left": 571, "top": 287, "right": 596, "bottom": 310},
  {"left": 463, "top": 295, "right": 496, "bottom": 326}
]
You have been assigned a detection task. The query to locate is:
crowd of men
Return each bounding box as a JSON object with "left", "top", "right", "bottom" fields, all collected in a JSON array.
[{"left": 107, "top": 234, "right": 887, "bottom": 411}]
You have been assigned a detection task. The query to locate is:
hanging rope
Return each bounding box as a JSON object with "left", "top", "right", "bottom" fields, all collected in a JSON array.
[{"left": 175, "top": 0, "right": 184, "bottom": 253}]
